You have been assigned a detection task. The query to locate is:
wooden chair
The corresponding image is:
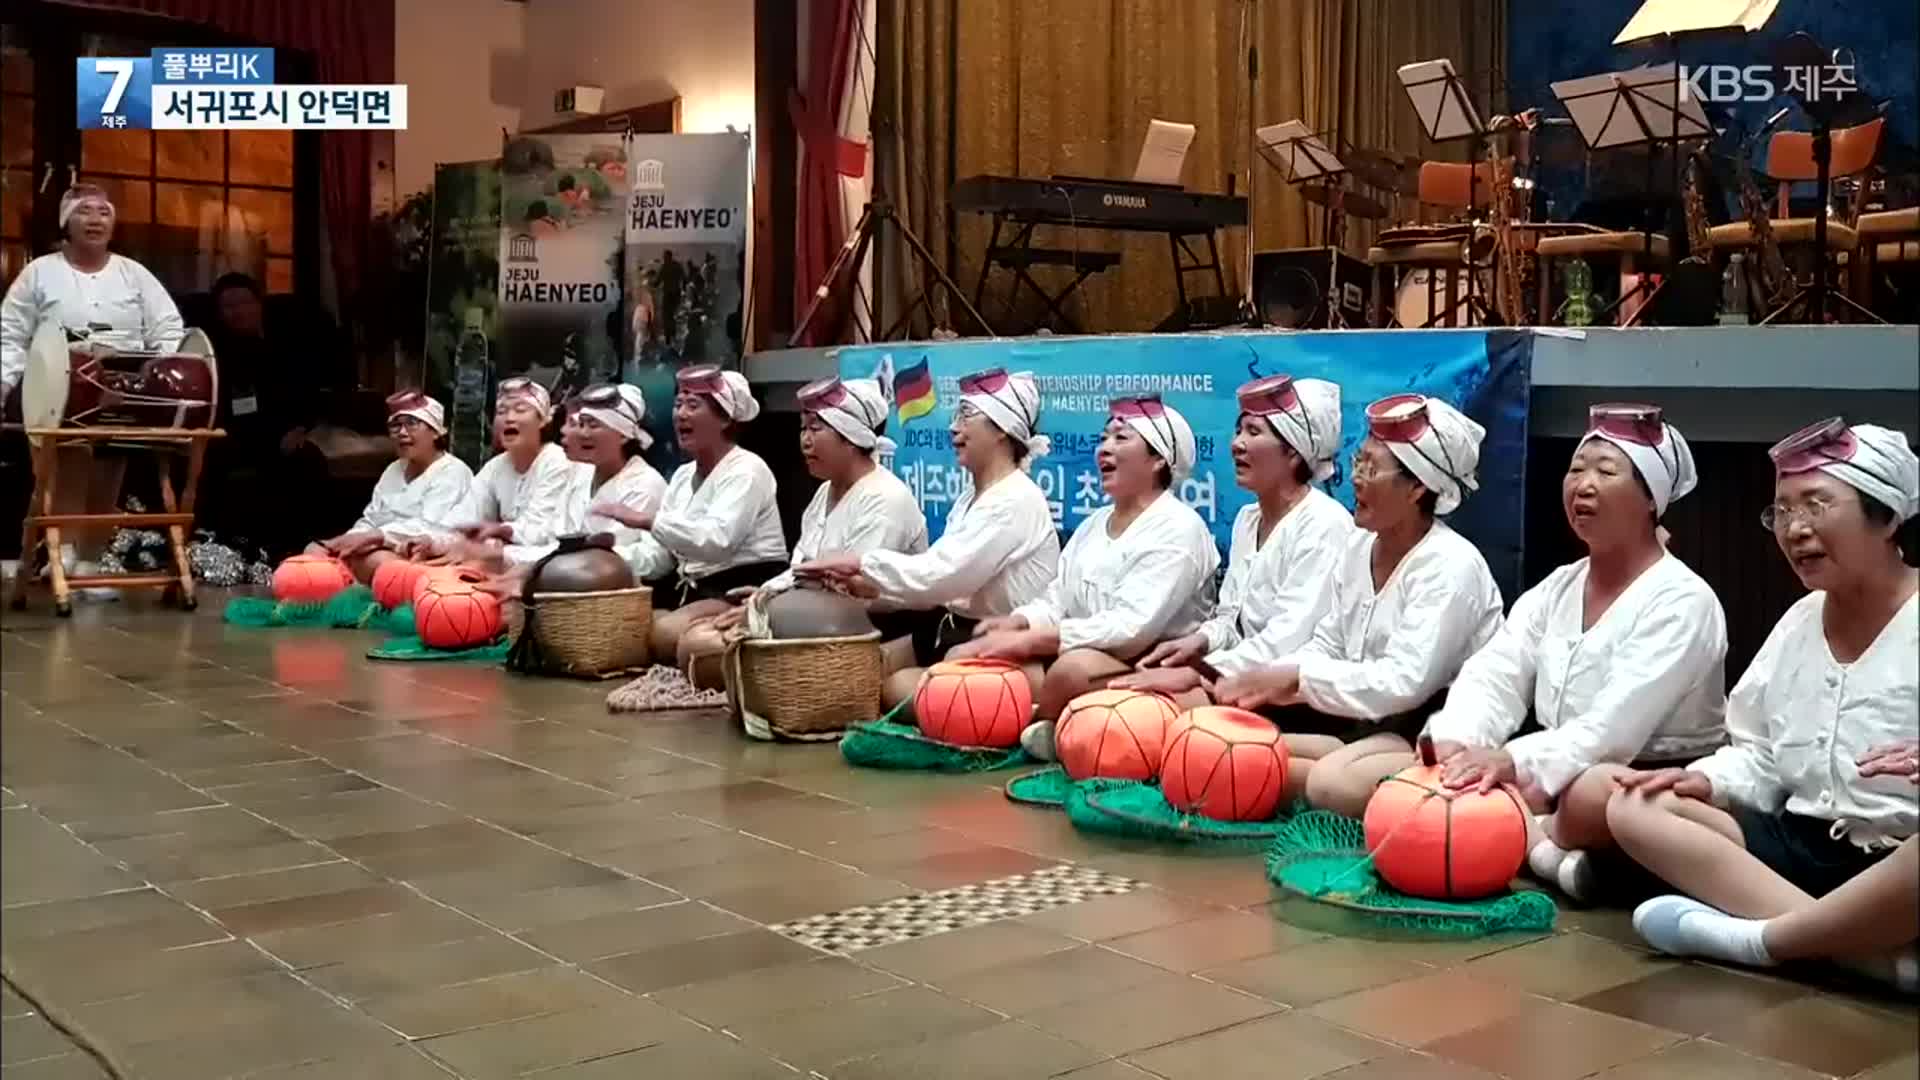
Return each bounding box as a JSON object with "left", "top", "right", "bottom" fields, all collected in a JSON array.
[
  {"left": 1854, "top": 205, "right": 1920, "bottom": 315},
  {"left": 1367, "top": 160, "right": 1505, "bottom": 327}
]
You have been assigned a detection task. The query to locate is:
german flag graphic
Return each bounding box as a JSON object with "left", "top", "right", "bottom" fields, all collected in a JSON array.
[{"left": 895, "top": 358, "right": 936, "bottom": 422}]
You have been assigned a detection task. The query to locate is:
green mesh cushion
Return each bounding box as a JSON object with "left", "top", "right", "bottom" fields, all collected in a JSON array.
[
  {"left": 365, "top": 633, "right": 512, "bottom": 663},
  {"left": 841, "top": 720, "right": 1030, "bottom": 772},
  {"left": 223, "top": 585, "right": 383, "bottom": 629},
  {"left": 1266, "top": 810, "right": 1558, "bottom": 937},
  {"left": 1004, "top": 766, "right": 1072, "bottom": 808},
  {"left": 1067, "top": 778, "right": 1288, "bottom": 847}
]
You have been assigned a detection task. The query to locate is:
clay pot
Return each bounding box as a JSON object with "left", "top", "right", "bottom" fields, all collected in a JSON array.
[
  {"left": 528, "top": 534, "right": 634, "bottom": 593},
  {"left": 766, "top": 587, "right": 874, "bottom": 639}
]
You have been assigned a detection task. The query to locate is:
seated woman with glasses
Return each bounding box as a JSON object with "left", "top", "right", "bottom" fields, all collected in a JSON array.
[
  {"left": 675, "top": 376, "right": 927, "bottom": 681},
  {"left": 609, "top": 366, "right": 789, "bottom": 663},
  {"left": 1212, "top": 394, "right": 1505, "bottom": 811},
  {"left": 795, "top": 368, "right": 1061, "bottom": 707},
  {"left": 1111, "top": 375, "right": 1354, "bottom": 703},
  {"left": 407, "top": 377, "right": 577, "bottom": 567},
  {"left": 309, "top": 391, "right": 474, "bottom": 581},
  {"left": 950, "top": 394, "right": 1219, "bottom": 761},
  {"left": 1607, "top": 420, "right": 1918, "bottom": 993},
  {"left": 1374, "top": 404, "right": 1728, "bottom": 901},
  {"left": 513, "top": 383, "right": 667, "bottom": 565}
]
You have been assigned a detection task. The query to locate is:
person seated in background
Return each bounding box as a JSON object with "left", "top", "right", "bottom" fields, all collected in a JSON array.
[
  {"left": 407, "top": 377, "right": 575, "bottom": 566},
  {"left": 1410, "top": 405, "right": 1727, "bottom": 901},
  {"left": 796, "top": 367, "right": 1060, "bottom": 707},
  {"left": 1213, "top": 394, "right": 1504, "bottom": 811},
  {"left": 310, "top": 390, "right": 472, "bottom": 580},
  {"left": 1112, "top": 375, "right": 1352, "bottom": 704},
  {"left": 952, "top": 395, "right": 1218, "bottom": 760},
  {"left": 203, "top": 271, "right": 332, "bottom": 559},
  {"left": 607, "top": 365, "right": 788, "bottom": 662},
  {"left": 1608, "top": 420, "right": 1919, "bottom": 993},
  {"left": 677, "top": 376, "right": 926, "bottom": 681}
]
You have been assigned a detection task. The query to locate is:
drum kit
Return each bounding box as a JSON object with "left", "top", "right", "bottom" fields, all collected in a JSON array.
[{"left": 10, "top": 322, "right": 220, "bottom": 433}]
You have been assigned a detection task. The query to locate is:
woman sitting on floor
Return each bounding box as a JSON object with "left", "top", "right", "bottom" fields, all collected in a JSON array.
[
  {"left": 1607, "top": 420, "right": 1919, "bottom": 992},
  {"left": 951, "top": 394, "right": 1218, "bottom": 760},
  {"left": 407, "top": 377, "right": 576, "bottom": 566},
  {"left": 1212, "top": 393, "right": 1504, "bottom": 811},
  {"left": 676, "top": 376, "right": 927, "bottom": 679},
  {"left": 795, "top": 367, "right": 1061, "bottom": 707},
  {"left": 604, "top": 365, "right": 789, "bottom": 663},
  {"left": 1112, "top": 375, "right": 1353, "bottom": 702},
  {"left": 309, "top": 390, "right": 473, "bottom": 581},
  {"left": 1409, "top": 404, "right": 1727, "bottom": 901}
]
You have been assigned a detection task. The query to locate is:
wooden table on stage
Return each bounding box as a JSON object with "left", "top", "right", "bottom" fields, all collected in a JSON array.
[{"left": 8, "top": 426, "right": 226, "bottom": 616}]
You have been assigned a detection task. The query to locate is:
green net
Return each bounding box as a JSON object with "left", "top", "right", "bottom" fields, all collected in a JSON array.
[
  {"left": 365, "top": 633, "right": 512, "bottom": 663},
  {"left": 1066, "top": 779, "right": 1289, "bottom": 848},
  {"left": 1265, "top": 810, "right": 1558, "bottom": 937},
  {"left": 841, "top": 703, "right": 1031, "bottom": 772},
  {"left": 223, "top": 585, "right": 385, "bottom": 629},
  {"left": 1004, "top": 766, "right": 1073, "bottom": 808}
]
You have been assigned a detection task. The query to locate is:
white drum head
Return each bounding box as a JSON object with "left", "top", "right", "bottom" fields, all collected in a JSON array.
[
  {"left": 176, "top": 327, "right": 213, "bottom": 357},
  {"left": 21, "top": 321, "right": 69, "bottom": 430}
]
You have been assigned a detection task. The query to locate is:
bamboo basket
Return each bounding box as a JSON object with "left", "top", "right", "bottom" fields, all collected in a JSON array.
[
  {"left": 724, "top": 631, "right": 884, "bottom": 740},
  {"left": 510, "top": 587, "right": 652, "bottom": 678}
]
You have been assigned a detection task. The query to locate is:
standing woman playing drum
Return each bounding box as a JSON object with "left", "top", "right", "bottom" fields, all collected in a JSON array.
[
  {"left": 0, "top": 184, "right": 185, "bottom": 587},
  {"left": 311, "top": 390, "right": 473, "bottom": 581}
]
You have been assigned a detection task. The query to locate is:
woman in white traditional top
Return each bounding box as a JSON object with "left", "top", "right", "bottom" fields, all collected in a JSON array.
[
  {"left": 310, "top": 390, "right": 472, "bottom": 582},
  {"left": 604, "top": 365, "right": 788, "bottom": 661},
  {"left": 1113, "top": 375, "right": 1353, "bottom": 702},
  {"left": 1608, "top": 421, "right": 1919, "bottom": 990},
  {"left": 409, "top": 377, "right": 577, "bottom": 566},
  {"left": 797, "top": 367, "right": 1061, "bottom": 707},
  {"left": 1215, "top": 393, "right": 1504, "bottom": 812},
  {"left": 677, "top": 375, "right": 926, "bottom": 679},
  {"left": 1405, "top": 404, "right": 1728, "bottom": 901},
  {"left": 0, "top": 185, "right": 185, "bottom": 585},
  {"left": 953, "top": 394, "right": 1218, "bottom": 759}
]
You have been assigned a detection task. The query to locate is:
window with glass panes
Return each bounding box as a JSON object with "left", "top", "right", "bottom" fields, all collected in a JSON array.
[{"left": 1, "top": 24, "right": 33, "bottom": 288}]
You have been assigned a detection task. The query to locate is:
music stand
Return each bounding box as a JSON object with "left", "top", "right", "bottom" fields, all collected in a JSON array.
[
  {"left": 1397, "top": 58, "right": 1496, "bottom": 325},
  {"left": 1256, "top": 120, "right": 1358, "bottom": 327}
]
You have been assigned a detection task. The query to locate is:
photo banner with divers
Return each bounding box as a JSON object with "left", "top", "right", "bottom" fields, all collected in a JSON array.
[
  {"left": 837, "top": 330, "right": 1532, "bottom": 603},
  {"left": 623, "top": 132, "right": 750, "bottom": 464},
  {"left": 496, "top": 133, "right": 629, "bottom": 400},
  {"left": 425, "top": 160, "right": 502, "bottom": 467}
]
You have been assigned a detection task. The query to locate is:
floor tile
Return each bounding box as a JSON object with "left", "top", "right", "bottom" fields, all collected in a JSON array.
[
  {"left": 1575, "top": 964, "right": 1810, "bottom": 1036},
  {"left": 1424, "top": 999, "right": 1685, "bottom": 1080},
  {"left": 831, "top": 1019, "right": 1107, "bottom": 1079},
  {"left": 357, "top": 965, "right": 634, "bottom": 1039},
  {"left": 725, "top": 985, "right": 1005, "bottom": 1071},
  {"left": 1123, "top": 1011, "right": 1395, "bottom": 1080},
  {"left": 301, "top": 932, "right": 556, "bottom": 1001},
  {"left": 588, "top": 929, "right": 826, "bottom": 995},
  {"left": 1022, "top": 973, "right": 1281, "bottom": 1056},
  {"left": 1104, "top": 908, "right": 1322, "bottom": 973},
  {"left": 858, "top": 920, "right": 1081, "bottom": 983},
  {"left": 447, "top": 877, "right": 683, "bottom": 933},
  {"left": 1459, "top": 931, "right": 1674, "bottom": 1000},
  {"left": 1588, "top": 1037, "right": 1829, "bottom": 1079},
  {"left": 1710, "top": 994, "right": 1920, "bottom": 1076},
  {"left": 937, "top": 945, "right": 1174, "bottom": 1015},
  {"left": 3, "top": 1012, "right": 80, "bottom": 1067},
  {"left": 533, "top": 1034, "right": 800, "bottom": 1078},
  {"left": 1305, "top": 969, "right": 1539, "bottom": 1047},
  {"left": 517, "top": 900, "right": 754, "bottom": 963},
  {"left": 249, "top": 904, "right": 493, "bottom": 969},
  {"left": 648, "top": 955, "right": 905, "bottom": 1026},
  {"left": 414, "top": 1000, "right": 702, "bottom": 1078},
  {"left": 1016, "top": 888, "right": 1223, "bottom": 942},
  {"left": 1314, "top": 1050, "right": 1503, "bottom": 1080},
  {"left": 1199, "top": 936, "right": 1433, "bottom": 1006}
]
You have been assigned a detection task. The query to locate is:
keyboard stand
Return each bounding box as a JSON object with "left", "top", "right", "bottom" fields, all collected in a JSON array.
[{"left": 972, "top": 220, "right": 1122, "bottom": 334}]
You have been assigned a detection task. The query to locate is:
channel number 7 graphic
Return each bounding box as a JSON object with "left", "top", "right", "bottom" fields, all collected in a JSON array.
[{"left": 76, "top": 57, "right": 153, "bottom": 130}]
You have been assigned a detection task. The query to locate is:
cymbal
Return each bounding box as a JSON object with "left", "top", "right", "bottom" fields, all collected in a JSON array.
[
  {"left": 1346, "top": 148, "right": 1421, "bottom": 194},
  {"left": 1301, "top": 184, "right": 1388, "bottom": 219}
]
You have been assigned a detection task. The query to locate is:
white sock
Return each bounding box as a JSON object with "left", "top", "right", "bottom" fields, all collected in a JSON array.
[
  {"left": 1834, "top": 946, "right": 1920, "bottom": 995},
  {"left": 1633, "top": 895, "right": 1775, "bottom": 967},
  {"left": 1528, "top": 837, "right": 1569, "bottom": 880},
  {"left": 1556, "top": 850, "right": 1597, "bottom": 902}
]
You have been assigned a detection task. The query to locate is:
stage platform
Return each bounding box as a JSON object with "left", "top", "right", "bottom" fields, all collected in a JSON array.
[{"left": 746, "top": 324, "right": 1920, "bottom": 442}]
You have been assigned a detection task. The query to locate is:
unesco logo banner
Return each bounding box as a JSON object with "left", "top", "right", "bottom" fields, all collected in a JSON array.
[{"left": 78, "top": 47, "right": 275, "bottom": 129}]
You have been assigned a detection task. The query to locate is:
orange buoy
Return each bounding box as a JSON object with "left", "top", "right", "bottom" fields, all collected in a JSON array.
[
  {"left": 1362, "top": 764, "right": 1528, "bottom": 900},
  {"left": 1055, "top": 688, "right": 1179, "bottom": 781},
  {"left": 271, "top": 553, "right": 354, "bottom": 605},
  {"left": 370, "top": 559, "right": 428, "bottom": 610},
  {"left": 915, "top": 658, "right": 1032, "bottom": 748},
  {"left": 412, "top": 569, "right": 503, "bottom": 650},
  {"left": 1160, "top": 706, "right": 1289, "bottom": 821}
]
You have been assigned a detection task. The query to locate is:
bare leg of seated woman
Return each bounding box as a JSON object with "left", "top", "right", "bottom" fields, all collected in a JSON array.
[
  {"left": 1302, "top": 734, "right": 1417, "bottom": 818},
  {"left": 1605, "top": 788, "right": 1808, "bottom": 919},
  {"left": 346, "top": 548, "right": 397, "bottom": 584},
  {"left": 1524, "top": 763, "right": 1630, "bottom": 900},
  {"left": 677, "top": 616, "right": 732, "bottom": 690},
  {"left": 651, "top": 599, "right": 733, "bottom": 673}
]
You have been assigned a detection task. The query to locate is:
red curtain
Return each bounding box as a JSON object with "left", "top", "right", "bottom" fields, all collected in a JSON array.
[
  {"left": 789, "top": 0, "right": 862, "bottom": 345},
  {"left": 95, "top": 0, "right": 396, "bottom": 303}
]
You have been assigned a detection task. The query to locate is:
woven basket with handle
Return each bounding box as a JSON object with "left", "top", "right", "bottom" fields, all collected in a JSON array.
[
  {"left": 508, "top": 587, "right": 652, "bottom": 678},
  {"left": 724, "top": 631, "right": 883, "bottom": 740}
]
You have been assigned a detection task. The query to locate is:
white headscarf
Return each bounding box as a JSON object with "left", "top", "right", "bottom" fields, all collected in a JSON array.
[
  {"left": 1584, "top": 423, "right": 1697, "bottom": 518},
  {"left": 578, "top": 384, "right": 653, "bottom": 450},
  {"left": 1779, "top": 423, "right": 1920, "bottom": 520},
  {"left": 499, "top": 378, "right": 552, "bottom": 421},
  {"left": 1119, "top": 402, "right": 1199, "bottom": 485},
  {"left": 1262, "top": 378, "right": 1342, "bottom": 484},
  {"left": 963, "top": 371, "right": 1050, "bottom": 463},
  {"left": 390, "top": 395, "right": 446, "bottom": 435},
  {"left": 59, "top": 187, "right": 114, "bottom": 230},
  {"left": 1374, "top": 395, "right": 1485, "bottom": 515},
  {"left": 809, "top": 378, "right": 896, "bottom": 455},
  {"left": 701, "top": 370, "right": 762, "bottom": 423}
]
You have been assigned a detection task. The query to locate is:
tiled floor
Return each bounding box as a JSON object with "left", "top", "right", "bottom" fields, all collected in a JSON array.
[{"left": 2, "top": 594, "right": 1915, "bottom": 1079}]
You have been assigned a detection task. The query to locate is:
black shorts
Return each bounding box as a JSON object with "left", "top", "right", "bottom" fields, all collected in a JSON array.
[
  {"left": 647, "top": 560, "right": 788, "bottom": 611},
  {"left": 867, "top": 607, "right": 929, "bottom": 646},
  {"left": 1259, "top": 689, "right": 1446, "bottom": 746},
  {"left": 1732, "top": 808, "right": 1892, "bottom": 899},
  {"left": 908, "top": 609, "right": 980, "bottom": 668}
]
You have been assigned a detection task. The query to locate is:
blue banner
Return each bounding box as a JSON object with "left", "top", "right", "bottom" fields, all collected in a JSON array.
[{"left": 838, "top": 329, "right": 1532, "bottom": 603}]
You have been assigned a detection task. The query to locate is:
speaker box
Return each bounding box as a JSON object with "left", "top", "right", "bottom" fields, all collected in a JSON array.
[{"left": 1253, "top": 247, "right": 1372, "bottom": 329}]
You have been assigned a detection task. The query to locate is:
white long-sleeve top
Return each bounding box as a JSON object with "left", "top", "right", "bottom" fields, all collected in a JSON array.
[
  {"left": 1688, "top": 590, "right": 1918, "bottom": 851},
  {"left": 1425, "top": 554, "right": 1729, "bottom": 798},
  {"left": 463, "top": 443, "right": 579, "bottom": 555},
  {"left": 763, "top": 467, "right": 928, "bottom": 594},
  {"left": 625, "top": 446, "right": 788, "bottom": 582},
  {"left": 513, "top": 456, "right": 667, "bottom": 565},
  {"left": 1013, "top": 489, "right": 1219, "bottom": 658},
  {"left": 1200, "top": 489, "right": 1355, "bottom": 678},
  {"left": 1286, "top": 522, "right": 1504, "bottom": 721},
  {"left": 1, "top": 253, "right": 186, "bottom": 393},
  {"left": 857, "top": 469, "right": 1060, "bottom": 620},
  {"left": 349, "top": 453, "right": 476, "bottom": 545}
]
